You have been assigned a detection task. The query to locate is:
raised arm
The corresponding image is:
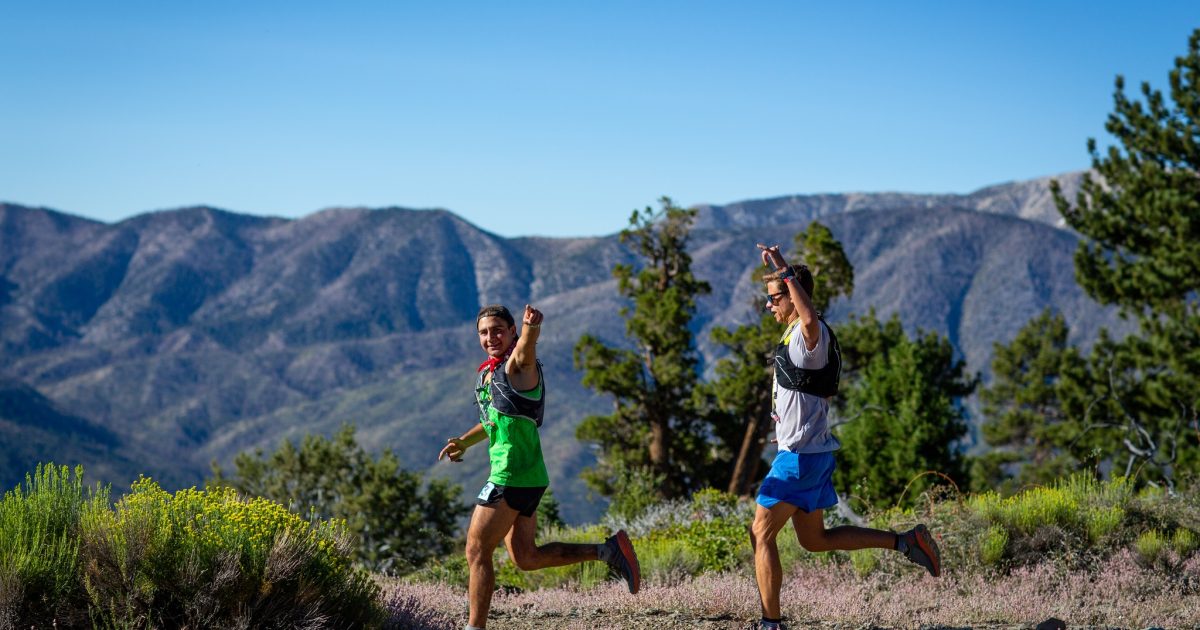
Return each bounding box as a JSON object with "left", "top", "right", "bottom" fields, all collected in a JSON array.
[
  {"left": 758, "top": 243, "right": 820, "bottom": 351},
  {"left": 506, "top": 304, "right": 543, "bottom": 391}
]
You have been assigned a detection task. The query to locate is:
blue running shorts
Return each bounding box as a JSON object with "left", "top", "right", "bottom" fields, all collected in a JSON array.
[{"left": 756, "top": 450, "right": 839, "bottom": 512}]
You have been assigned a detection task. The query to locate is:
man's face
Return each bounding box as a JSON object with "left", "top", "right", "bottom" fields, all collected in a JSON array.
[
  {"left": 765, "top": 281, "right": 792, "bottom": 323},
  {"left": 478, "top": 316, "right": 516, "bottom": 358}
]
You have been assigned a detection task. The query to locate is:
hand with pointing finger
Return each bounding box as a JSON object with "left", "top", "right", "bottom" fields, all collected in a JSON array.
[{"left": 757, "top": 243, "right": 788, "bottom": 271}]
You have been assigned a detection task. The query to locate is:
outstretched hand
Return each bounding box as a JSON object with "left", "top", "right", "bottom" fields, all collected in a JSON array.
[
  {"left": 757, "top": 243, "right": 787, "bottom": 271},
  {"left": 438, "top": 437, "right": 466, "bottom": 463}
]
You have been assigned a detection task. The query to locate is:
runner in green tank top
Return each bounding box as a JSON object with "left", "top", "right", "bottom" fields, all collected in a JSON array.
[
  {"left": 438, "top": 304, "right": 640, "bottom": 630},
  {"left": 477, "top": 382, "right": 550, "bottom": 487}
]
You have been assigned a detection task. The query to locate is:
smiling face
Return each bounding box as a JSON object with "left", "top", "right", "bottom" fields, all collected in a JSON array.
[
  {"left": 478, "top": 315, "right": 516, "bottom": 358},
  {"left": 765, "top": 280, "right": 793, "bottom": 323}
]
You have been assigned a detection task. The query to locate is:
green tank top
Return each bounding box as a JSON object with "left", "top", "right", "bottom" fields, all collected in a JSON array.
[{"left": 477, "top": 381, "right": 549, "bottom": 487}]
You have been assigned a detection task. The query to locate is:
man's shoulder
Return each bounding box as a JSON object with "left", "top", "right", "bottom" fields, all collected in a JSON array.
[{"left": 790, "top": 318, "right": 829, "bottom": 346}]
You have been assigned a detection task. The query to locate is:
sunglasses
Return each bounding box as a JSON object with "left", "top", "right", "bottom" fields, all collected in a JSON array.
[{"left": 764, "top": 291, "right": 788, "bottom": 308}]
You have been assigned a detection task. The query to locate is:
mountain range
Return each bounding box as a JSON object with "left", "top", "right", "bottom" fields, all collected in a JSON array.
[{"left": 0, "top": 171, "right": 1124, "bottom": 522}]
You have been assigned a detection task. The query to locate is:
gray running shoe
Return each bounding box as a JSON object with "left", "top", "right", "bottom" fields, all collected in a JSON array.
[
  {"left": 745, "top": 622, "right": 786, "bottom": 630},
  {"left": 897, "top": 523, "right": 941, "bottom": 577},
  {"left": 602, "top": 529, "right": 640, "bottom": 594}
]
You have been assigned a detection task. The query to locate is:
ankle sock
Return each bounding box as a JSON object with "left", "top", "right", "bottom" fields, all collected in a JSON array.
[{"left": 761, "top": 617, "right": 782, "bottom": 629}]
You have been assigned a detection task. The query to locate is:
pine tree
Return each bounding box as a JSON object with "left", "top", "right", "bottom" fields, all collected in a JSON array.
[
  {"left": 834, "top": 312, "right": 977, "bottom": 509},
  {"left": 973, "top": 309, "right": 1090, "bottom": 493},
  {"left": 573, "top": 197, "right": 713, "bottom": 502},
  {"left": 1051, "top": 28, "right": 1200, "bottom": 490},
  {"left": 793, "top": 221, "right": 855, "bottom": 315},
  {"left": 709, "top": 310, "right": 777, "bottom": 496}
]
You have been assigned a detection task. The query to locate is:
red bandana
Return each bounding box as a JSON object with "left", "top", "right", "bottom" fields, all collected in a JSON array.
[
  {"left": 477, "top": 336, "right": 517, "bottom": 373},
  {"left": 477, "top": 356, "right": 502, "bottom": 374}
]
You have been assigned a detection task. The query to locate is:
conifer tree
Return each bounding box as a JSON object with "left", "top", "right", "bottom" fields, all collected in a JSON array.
[
  {"left": 834, "top": 312, "right": 977, "bottom": 509},
  {"left": 793, "top": 222, "right": 855, "bottom": 315},
  {"left": 973, "top": 309, "right": 1090, "bottom": 493},
  {"left": 574, "top": 198, "right": 713, "bottom": 502},
  {"left": 1051, "top": 28, "right": 1200, "bottom": 490}
]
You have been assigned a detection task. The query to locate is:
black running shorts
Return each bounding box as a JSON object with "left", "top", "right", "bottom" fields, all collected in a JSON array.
[{"left": 475, "top": 482, "right": 547, "bottom": 517}]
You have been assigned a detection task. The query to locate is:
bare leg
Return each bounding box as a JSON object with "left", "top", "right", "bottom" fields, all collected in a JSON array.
[
  {"left": 465, "top": 503, "right": 520, "bottom": 629},
  {"left": 504, "top": 513, "right": 599, "bottom": 570},
  {"left": 791, "top": 508, "right": 896, "bottom": 552},
  {"left": 750, "top": 502, "right": 799, "bottom": 620}
]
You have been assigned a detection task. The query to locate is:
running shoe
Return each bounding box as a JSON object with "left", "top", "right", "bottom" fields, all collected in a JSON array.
[
  {"left": 897, "top": 523, "right": 941, "bottom": 577},
  {"left": 602, "top": 529, "right": 640, "bottom": 594}
]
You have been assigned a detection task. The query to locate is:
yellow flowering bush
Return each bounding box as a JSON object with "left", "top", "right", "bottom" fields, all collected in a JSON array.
[{"left": 81, "top": 477, "right": 382, "bottom": 628}]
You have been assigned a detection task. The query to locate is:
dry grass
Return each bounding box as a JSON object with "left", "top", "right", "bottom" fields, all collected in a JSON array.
[{"left": 383, "top": 550, "right": 1200, "bottom": 629}]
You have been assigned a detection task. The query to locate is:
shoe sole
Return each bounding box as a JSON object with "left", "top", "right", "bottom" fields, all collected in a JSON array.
[
  {"left": 913, "top": 525, "right": 941, "bottom": 577},
  {"left": 615, "top": 530, "right": 641, "bottom": 594}
]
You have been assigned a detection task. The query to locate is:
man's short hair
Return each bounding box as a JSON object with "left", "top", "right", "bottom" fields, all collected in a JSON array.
[
  {"left": 762, "top": 265, "right": 815, "bottom": 299},
  {"left": 476, "top": 304, "right": 515, "bottom": 327}
]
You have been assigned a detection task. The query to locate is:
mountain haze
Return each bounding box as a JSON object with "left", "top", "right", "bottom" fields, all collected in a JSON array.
[{"left": 0, "top": 172, "right": 1121, "bottom": 522}]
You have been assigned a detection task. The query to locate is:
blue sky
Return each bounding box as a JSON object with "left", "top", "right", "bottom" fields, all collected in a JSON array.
[{"left": 2, "top": 2, "right": 1197, "bottom": 237}]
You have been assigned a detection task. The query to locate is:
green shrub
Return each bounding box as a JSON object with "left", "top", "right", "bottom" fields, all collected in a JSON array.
[
  {"left": 873, "top": 475, "right": 1152, "bottom": 571},
  {"left": 979, "top": 525, "right": 1008, "bottom": 567},
  {"left": 849, "top": 549, "right": 880, "bottom": 577},
  {"left": 966, "top": 491, "right": 1004, "bottom": 522},
  {"left": 605, "top": 464, "right": 666, "bottom": 520},
  {"left": 0, "top": 464, "right": 100, "bottom": 627},
  {"left": 406, "top": 555, "right": 469, "bottom": 588},
  {"left": 690, "top": 487, "right": 738, "bottom": 515},
  {"left": 1002, "top": 486, "right": 1080, "bottom": 534},
  {"left": 1133, "top": 529, "right": 1166, "bottom": 564},
  {"left": 1058, "top": 474, "right": 1133, "bottom": 506},
  {"left": 81, "top": 477, "right": 383, "bottom": 629},
  {"left": 634, "top": 536, "right": 703, "bottom": 586},
  {"left": 1172, "top": 528, "right": 1197, "bottom": 557},
  {"left": 684, "top": 518, "right": 746, "bottom": 573},
  {"left": 1085, "top": 506, "right": 1124, "bottom": 544}
]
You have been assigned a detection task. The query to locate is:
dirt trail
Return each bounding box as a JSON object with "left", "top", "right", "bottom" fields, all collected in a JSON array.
[{"left": 383, "top": 555, "right": 1198, "bottom": 630}]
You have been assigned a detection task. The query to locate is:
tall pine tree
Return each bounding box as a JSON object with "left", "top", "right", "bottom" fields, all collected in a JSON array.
[
  {"left": 574, "top": 198, "right": 713, "bottom": 504},
  {"left": 1050, "top": 27, "right": 1200, "bottom": 490}
]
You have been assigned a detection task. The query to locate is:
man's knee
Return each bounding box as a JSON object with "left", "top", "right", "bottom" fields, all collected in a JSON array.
[
  {"left": 466, "top": 538, "right": 493, "bottom": 566},
  {"left": 751, "top": 517, "right": 778, "bottom": 545}
]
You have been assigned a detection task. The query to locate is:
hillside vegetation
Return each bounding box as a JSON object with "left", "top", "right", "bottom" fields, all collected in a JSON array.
[{"left": 2, "top": 462, "right": 1196, "bottom": 628}]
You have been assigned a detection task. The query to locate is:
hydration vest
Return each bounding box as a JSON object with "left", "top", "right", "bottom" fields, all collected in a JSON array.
[
  {"left": 477, "top": 360, "right": 546, "bottom": 427},
  {"left": 773, "top": 317, "right": 841, "bottom": 397}
]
